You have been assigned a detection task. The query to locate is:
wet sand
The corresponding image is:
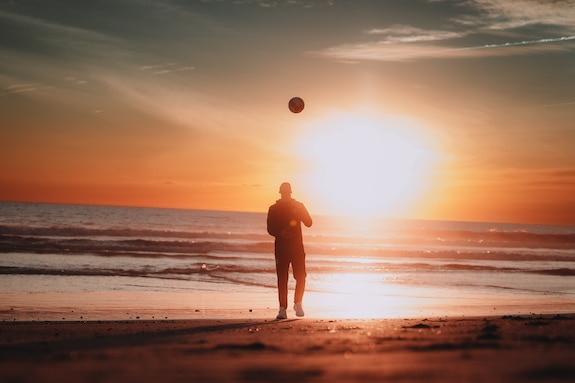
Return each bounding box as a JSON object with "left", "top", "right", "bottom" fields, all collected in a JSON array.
[{"left": 1, "top": 314, "right": 574, "bottom": 382}]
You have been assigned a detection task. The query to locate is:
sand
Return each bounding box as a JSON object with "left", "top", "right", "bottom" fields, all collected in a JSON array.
[{"left": 1, "top": 314, "right": 574, "bottom": 383}]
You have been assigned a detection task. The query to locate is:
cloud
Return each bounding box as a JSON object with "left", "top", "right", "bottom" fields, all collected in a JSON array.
[
  {"left": 313, "top": 0, "right": 575, "bottom": 62},
  {"left": 514, "top": 167, "right": 575, "bottom": 189},
  {"left": 0, "top": 82, "right": 54, "bottom": 96},
  {"left": 364, "top": 25, "right": 465, "bottom": 43},
  {"left": 312, "top": 35, "right": 575, "bottom": 62},
  {"left": 0, "top": 10, "right": 119, "bottom": 43},
  {"left": 2, "top": 84, "right": 37, "bottom": 95},
  {"left": 456, "top": 0, "right": 575, "bottom": 31},
  {"left": 200, "top": 0, "right": 333, "bottom": 7},
  {"left": 0, "top": 9, "right": 123, "bottom": 60},
  {"left": 140, "top": 63, "right": 195, "bottom": 75}
]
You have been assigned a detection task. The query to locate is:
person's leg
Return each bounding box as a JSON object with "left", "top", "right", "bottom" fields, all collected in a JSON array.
[
  {"left": 292, "top": 252, "right": 307, "bottom": 304},
  {"left": 275, "top": 256, "right": 289, "bottom": 309}
]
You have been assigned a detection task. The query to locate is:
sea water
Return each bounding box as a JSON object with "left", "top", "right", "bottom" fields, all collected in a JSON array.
[{"left": 0, "top": 202, "right": 573, "bottom": 320}]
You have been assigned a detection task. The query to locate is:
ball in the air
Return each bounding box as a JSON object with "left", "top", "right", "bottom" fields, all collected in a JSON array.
[{"left": 288, "top": 97, "right": 305, "bottom": 113}]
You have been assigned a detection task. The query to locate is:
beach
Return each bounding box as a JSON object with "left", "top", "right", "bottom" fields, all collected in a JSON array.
[
  {"left": 1, "top": 314, "right": 574, "bottom": 383},
  {"left": 1, "top": 203, "right": 574, "bottom": 381}
]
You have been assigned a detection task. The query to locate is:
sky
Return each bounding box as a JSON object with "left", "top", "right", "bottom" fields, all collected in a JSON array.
[{"left": 1, "top": 0, "right": 574, "bottom": 225}]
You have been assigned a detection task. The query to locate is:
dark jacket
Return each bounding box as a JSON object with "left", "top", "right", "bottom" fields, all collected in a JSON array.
[{"left": 267, "top": 198, "right": 312, "bottom": 257}]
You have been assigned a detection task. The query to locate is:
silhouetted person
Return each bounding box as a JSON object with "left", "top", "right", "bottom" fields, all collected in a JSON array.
[{"left": 267, "top": 182, "right": 312, "bottom": 319}]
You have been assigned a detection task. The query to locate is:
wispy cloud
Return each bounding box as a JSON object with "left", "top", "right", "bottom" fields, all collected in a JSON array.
[
  {"left": 200, "top": 0, "right": 333, "bottom": 7},
  {"left": 313, "top": 0, "right": 575, "bottom": 62},
  {"left": 2, "top": 84, "right": 38, "bottom": 95},
  {"left": 514, "top": 167, "right": 575, "bottom": 189},
  {"left": 0, "top": 83, "right": 54, "bottom": 96},
  {"left": 364, "top": 25, "right": 464, "bottom": 43},
  {"left": 313, "top": 35, "right": 575, "bottom": 62},
  {"left": 0, "top": 10, "right": 120, "bottom": 43},
  {"left": 457, "top": 0, "right": 575, "bottom": 31},
  {"left": 140, "top": 63, "right": 195, "bottom": 75}
]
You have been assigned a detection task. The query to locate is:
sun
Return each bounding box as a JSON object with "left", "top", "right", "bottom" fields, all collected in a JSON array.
[{"left": 294, "top": 112, "right": 437, "bottom": 217}]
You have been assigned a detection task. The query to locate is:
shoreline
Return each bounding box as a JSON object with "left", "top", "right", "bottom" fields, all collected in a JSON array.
[
  {"left": 1, "top": 313, "right": 574, "bottom": 382},
  {"left": 3, "top": 289, "right": 574, "bottom": 323}
]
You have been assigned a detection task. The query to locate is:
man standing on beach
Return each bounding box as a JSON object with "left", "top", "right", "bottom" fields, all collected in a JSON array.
[{"left": 267, "top": 182, "right": 313, "bottom": 319}]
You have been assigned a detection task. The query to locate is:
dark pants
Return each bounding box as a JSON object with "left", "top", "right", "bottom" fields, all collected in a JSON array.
[{"left": 275, "top": 253, "right": 306, "bottom": 308}]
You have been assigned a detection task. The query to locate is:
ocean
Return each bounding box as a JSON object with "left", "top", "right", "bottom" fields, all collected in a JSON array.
[{"left": 1, "top": 201, "right": 574, "bottom": 320}]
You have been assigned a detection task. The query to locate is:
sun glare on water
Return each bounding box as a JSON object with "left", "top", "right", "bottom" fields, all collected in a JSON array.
[
  {"left": 305, "top": 272, "right": 435, "bottom": 319},
  {"left": 294, "top": 112, "right": 438, "bottom": 218}
]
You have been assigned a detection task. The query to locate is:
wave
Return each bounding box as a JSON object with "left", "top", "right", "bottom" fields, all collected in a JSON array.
[
  {"left": 0, "top": 224, "right": 269, "bottom": 241},
  {"left": 4, "top": 225, "right": 575, "bottom": 250},
  {"left": 2, "top": 233, "right": 574, "bottom": 264},
  {"left": 0, "top": 233, "right": 274, "bottom": 257},
  {"left": 527, "top": 268, "right": 575, "bottom": 277},
  {"left": 2, "top": 219, "right": 575, "bottom": 266},
  {"left": 2, "top": 261, "right": 573, "bottom": 279},
  {"left": 0, "top": 263, "right": 274, "bottom": 277},
  {"left": 2, "top": 223, "right": 575, "bottom": 247},
  {"left": 405, "top": 228, "right": 575, "bottom": 249}
]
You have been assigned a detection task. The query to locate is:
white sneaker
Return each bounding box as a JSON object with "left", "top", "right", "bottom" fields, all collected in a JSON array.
[
  {"left": 276, "top": 307, "right": 287, "bottom": 320},
  {"left": 294, "top": 302, "right": 305, "bottom": 317}
]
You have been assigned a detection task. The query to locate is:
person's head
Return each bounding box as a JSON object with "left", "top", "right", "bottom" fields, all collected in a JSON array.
[{"left": 279, "top": 182, "right": 292, "bottom": 199}]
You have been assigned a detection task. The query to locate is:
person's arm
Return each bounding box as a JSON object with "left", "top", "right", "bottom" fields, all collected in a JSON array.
[
  {"left": 299, "top": 202, "right": 312, "bottom": 228},
  {"left": 267, "top": 207, "right": 277, "bottom": 236}
]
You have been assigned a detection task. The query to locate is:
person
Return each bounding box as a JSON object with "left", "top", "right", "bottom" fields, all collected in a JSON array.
[{"left": 267, "top": 182, "right": 313, "bottom": 319}]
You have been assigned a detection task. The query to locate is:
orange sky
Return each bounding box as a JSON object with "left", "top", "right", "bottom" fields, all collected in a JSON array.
[{"left": 1, "top": 1, "right": 574, "bottom": 225}]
